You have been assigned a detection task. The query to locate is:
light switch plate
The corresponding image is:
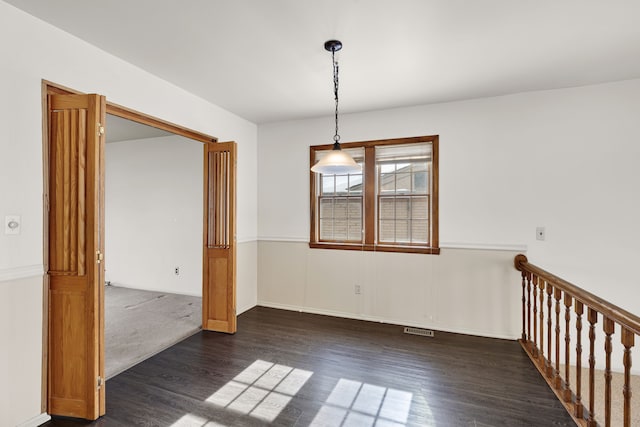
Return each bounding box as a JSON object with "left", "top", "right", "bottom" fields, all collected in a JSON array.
[{"left": 5, "top": 215, "right": 21, "bottom": 235}]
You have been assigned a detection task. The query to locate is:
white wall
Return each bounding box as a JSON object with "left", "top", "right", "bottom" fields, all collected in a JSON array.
[
  {"left": 0, "top": 1, "right": 258, "bottom": 424},
  {"left": 0, "top": 276, "right": 45, "bottom": 427},
  {"left": 259, "top": 243, "right": 521, "bottom": 339},
  {"left": 258, "top": 78, "right": 640, "bottom": 340},
  {"left": 236, "top": 241, "right": 258, "bottom": 315},
  {"left": 105, "top": 135, "right": 203, "bottom": 296}
]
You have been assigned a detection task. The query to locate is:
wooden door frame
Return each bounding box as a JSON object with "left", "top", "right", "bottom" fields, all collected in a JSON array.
[{"left": 41, "top": 80, "right": 219, "bottom": 415}]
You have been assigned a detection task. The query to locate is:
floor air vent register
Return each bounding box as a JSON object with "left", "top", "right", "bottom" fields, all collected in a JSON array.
[{"left": 403, "top": 327, "right": 435, "bottom": 337}]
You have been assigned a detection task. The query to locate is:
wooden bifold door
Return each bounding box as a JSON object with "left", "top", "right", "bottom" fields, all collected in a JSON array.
[
  {"left": 202, "top": 141, "right": 237, "bottom": 333},
  {"left": 46, "top": 87, "right": 237, "bottom": 420},
  {"left": 47, "top": 93, "right": 106, "bottom": 419}
]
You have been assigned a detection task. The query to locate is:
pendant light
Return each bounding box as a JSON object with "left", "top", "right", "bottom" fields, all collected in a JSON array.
[{"left": 311, "top": 40, "right": 362, "bottom": 174}]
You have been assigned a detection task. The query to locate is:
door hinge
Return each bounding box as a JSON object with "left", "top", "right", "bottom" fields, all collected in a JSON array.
[
  {"left": 97, "top": 123, "right": 105, "bottom": 137},
  {"left": 97, "top": 376, "right": 104, "bottom": 389},
  {"left": 96, "top": 250, "right": 104, "bottom": 264}
]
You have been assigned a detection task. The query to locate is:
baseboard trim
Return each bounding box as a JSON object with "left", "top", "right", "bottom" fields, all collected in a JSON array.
[
  {"left": 237, "top": 301, "right": 257, "bottom": 316},
  {"left": 105, "top": 283, "right": 202, "bottom": 298},
  {"left": 0, "top": 264, "right": 43, "bottom": 283},
  {"left": 257, "top": 301, "right": 519, "bottom": 341},
  {"left": 16, "top": 413, "right": 51, "bottom": 427}
]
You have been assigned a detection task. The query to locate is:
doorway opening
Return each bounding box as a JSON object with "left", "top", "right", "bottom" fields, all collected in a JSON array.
[
  {"left": 103, "top": 114, "right": 204, "bottom": 379},
  {"left": 42, "top": 80, "right": 237, "bottom": 420}
]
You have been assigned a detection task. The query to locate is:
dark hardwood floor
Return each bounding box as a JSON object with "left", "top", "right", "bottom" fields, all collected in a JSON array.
[{"left": 43, "top": 307, "right": 573, "bottom": 426}]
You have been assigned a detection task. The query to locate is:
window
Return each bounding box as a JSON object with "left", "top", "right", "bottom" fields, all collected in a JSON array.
[
  {"left": 310, "top": 136, "right": 439, "bottom": 254},
  {"left": 318, "top": 148, "right": 364, "bottom": 242}
]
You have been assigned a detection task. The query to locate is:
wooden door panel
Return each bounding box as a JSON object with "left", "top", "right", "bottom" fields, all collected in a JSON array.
[
  {"left": 205, "top": 255, "right": 229, "bottom": 330},
  {"left": 47, "top": 93, "right": 105, "bottom": 419},
  {"left": 49, "top": 107, "right": 87, "bottom": 275},
  {"left": 203, "top": 142, "right": 237, "bottom": 333},
  {"left": 211, "top": 256, "right": 228, "bottom": 318},
  {"left": 49, "top": 289, "right": 87, "bottom": 399}
]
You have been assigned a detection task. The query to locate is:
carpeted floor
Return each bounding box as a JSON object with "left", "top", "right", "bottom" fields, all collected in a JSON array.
[
  {"left": 563, "top": 364, "right": 640, "bottom": 426},
  {"left": 105, "top": 285, "right": 202, "bottom": 379}
]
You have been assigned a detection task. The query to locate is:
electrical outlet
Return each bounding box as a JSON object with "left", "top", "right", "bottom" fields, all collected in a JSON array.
[
  {"left": 536, "top": 227, "right": 545, "bottom": 241},
  {"left": 354, "top": 285, "right": 361, "bottom": 295},
  {"left": 174, "top": 267, "right": 180, "bottom": 275}
]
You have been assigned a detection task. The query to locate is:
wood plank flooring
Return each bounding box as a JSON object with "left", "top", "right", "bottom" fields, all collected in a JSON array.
[{"left": 43, "top": 307, "right": 574, "bottom": 426}]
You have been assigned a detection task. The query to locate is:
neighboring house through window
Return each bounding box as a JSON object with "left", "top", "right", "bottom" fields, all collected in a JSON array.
[{"left": 310, "top": 135, "right": 439, "bottom": 254}]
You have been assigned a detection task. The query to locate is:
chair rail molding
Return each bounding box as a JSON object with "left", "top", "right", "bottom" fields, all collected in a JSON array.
[
  {"left": 259, "top": 236, "right": 527, "bottom": 252},
  {"left": 0, "top": 264, "right": 44, "bottom": 283}
]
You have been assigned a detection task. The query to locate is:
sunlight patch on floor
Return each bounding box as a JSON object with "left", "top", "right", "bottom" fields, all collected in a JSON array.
[
  {"left": 206, "top": 359, "right": 313, "bottom": 422},
  {"left": 310, "top": 378, "right": 415, "bottom": 427},
  {"left": 169, "top": 413, "right": 228, "bottom": 427}
]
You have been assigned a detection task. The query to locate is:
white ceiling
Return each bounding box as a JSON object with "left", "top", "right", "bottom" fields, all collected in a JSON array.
[{"left": 7, "top": 0, "right": 640, "bottom": 124}]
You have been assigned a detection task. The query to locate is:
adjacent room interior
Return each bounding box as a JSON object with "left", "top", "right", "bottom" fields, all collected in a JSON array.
[{"left": 103, "top": 114, "right": 204, "bottom": 378}]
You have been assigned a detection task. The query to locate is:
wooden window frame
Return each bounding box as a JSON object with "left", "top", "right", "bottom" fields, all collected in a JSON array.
[{"left": 310, "top": 135, "right": 439, "bottom": 255}]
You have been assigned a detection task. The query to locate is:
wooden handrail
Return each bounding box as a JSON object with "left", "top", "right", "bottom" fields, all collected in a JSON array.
[
  {"left": 515, "top": 254, "right": 640, "bottom": 336},
  {"left": 514, "top": 254, "right": 638, "bottom": 427}
]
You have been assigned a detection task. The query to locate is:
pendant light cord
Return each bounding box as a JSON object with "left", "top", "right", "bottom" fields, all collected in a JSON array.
[{"left": 332, "top": 48, "right": 341, "bottom": 148}]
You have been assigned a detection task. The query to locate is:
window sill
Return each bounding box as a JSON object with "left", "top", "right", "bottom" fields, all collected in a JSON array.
[{"left": 309, "top": 242, "right": 440, "bottom": 255}]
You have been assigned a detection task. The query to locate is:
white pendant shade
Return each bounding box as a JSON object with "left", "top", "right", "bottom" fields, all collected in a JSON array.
[{"left": 311, "top": 148, "right": 361, "bottom": 174}]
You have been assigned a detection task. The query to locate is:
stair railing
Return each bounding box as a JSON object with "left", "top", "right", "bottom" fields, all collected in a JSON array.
[{"left": 515, "top": 254, "right": 639, "bottom": 427}]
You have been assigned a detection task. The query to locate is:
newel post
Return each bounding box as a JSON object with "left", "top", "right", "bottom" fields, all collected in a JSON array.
[
  {"left": 514, "top": 254, "right": 528, "bottom": 271},
  {"left": 515, "top": 254, "right": 529, "bottom": 343}
]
